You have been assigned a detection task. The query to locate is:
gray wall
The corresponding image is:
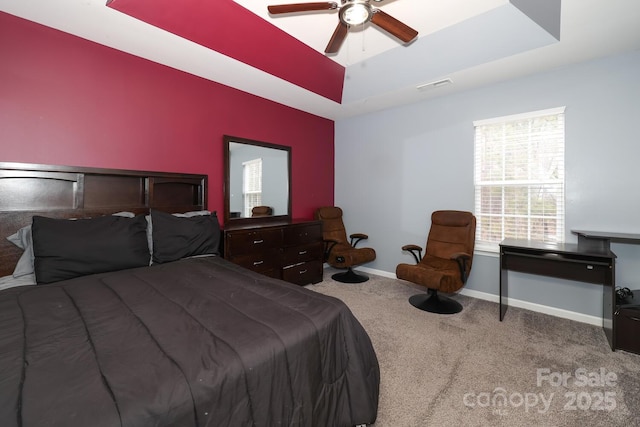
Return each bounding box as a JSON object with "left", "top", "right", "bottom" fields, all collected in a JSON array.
[{"left": 334, "top": 50, "right": 640, "bottom": 319}]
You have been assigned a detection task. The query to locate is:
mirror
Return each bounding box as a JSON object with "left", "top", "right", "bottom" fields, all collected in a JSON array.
[{"left": 223, "top": 135, "right": 291, "bottom": 224}]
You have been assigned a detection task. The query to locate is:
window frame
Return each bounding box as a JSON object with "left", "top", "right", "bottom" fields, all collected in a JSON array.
[
  {"left": 473, "top": 106, "right": 566, "bottom": 253},
  {"left": 242, "top": 157, "right": 263, "bottom": 218}
]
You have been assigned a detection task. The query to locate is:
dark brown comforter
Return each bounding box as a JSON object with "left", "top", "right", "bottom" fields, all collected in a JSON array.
[{"left": 0, "top": 256, "right": 379, "bottom": 427}]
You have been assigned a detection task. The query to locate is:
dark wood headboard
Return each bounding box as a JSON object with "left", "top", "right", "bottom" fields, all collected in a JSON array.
[{"left": 0, "top": 162, "right": 208, "bottom": 277}]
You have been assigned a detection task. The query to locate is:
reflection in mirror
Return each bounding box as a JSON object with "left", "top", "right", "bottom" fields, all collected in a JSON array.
[{"left": 224, "top": 136, "right": 291, "bottom": 224}]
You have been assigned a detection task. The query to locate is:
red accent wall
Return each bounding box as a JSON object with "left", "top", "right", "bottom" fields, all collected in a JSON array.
[
  {"left": 107, "top": 0, "right": 345, "bottom": 103},
  {"left": 0, "top": 12, "right": 334, "bottom": 222}
]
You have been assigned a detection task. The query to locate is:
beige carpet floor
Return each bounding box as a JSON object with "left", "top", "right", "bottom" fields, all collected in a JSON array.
[{"left": 309, "top": 269, "right": 640, "bottom": 427}]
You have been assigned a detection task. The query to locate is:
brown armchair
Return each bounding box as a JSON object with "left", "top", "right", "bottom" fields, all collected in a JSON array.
[
  {"left": 396, "top": 210, "right": 476, "bottom": 314},
  {"left": 314, "top": 206, "right": 376, "bottom": 283}
]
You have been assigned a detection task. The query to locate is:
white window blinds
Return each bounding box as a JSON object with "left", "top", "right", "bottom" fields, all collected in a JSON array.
[
  {"left": 473, "top": 107, "right": 566, "bottom": 251},
  {"left": 243, "top": 158, "right": 262, "bottom": 217}
]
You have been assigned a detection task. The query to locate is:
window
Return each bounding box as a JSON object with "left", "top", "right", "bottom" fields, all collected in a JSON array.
[
  {"left": 473, "top": 107, "right": 565, "bottom": 251},
  {"left": 243, "top": 158, "right": 262, "bottom": 217}
]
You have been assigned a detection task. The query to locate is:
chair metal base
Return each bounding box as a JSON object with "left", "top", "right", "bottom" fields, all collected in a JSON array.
[
  {"left": 332, "top": 268, "right": 369, "bottom": 283},
  {"left": 409, "top": 291, "right": 462, "bottom": 314}
]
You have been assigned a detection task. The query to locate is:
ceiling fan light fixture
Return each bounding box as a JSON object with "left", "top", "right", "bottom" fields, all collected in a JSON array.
[{"left": 339, "top": 1, "right": 372, "bottom": 26}]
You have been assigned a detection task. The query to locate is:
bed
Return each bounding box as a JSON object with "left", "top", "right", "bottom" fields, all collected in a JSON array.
[{"left": 0, "top": 162, "right": 380, "bottom": 427}]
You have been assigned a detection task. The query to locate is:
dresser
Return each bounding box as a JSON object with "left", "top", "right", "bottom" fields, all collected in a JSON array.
[{"left": 224, "top": 219, "right": 324, "bottom": 286}]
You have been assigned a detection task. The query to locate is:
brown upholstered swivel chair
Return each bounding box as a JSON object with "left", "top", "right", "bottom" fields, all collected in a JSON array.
[
  {"left": 314, "top": 206, "right": 376, "bottom": 283},
  {"left": 396, "top": 210, "right": 476, "bottom": 314},
  {"left": 251, "top": 206, "right": 273, "bottom": 217}
]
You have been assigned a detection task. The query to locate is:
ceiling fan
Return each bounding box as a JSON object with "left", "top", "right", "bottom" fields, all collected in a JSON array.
[{"left": 267, "top": 0, "right": 419, "bottom": 54}]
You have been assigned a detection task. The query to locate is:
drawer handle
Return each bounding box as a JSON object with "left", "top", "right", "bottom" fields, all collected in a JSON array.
[
  {"left": 253, "top": 260, "right": 264, "bottom": 266},
  {"left": 298, "top": 250, "right": 307, "bottom": 255},
  {"left": 299, "top": 269, "right": 307, "bottom": 274},
  {"left": 253, "top": 239, "right": 264, "bottom": 244}
]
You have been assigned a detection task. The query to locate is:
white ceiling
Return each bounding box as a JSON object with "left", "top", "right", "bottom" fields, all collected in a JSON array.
[{"left": 1, "top": 0, "right": 640, "bottom": 121}]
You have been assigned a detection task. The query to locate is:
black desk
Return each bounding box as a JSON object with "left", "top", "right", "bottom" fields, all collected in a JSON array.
[
  {"left": 572, "top": 229, "right": 640, "bottom": 252},
  {"left": 499, "top": 238, "right": 616, "bottom": 349}
]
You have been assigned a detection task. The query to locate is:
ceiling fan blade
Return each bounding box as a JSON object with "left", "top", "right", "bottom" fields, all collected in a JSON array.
[
  {"left": 325, "top": 21, "right": 348, "bottom": 54},
  {"left": 268, "top": 2, "right": 337, "bottom": 14},
  {"left": 370, "top": 9, "right": 418, "bottom": 43}
]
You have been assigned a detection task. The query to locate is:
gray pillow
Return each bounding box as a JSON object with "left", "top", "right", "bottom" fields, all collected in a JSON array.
[{"left": 6, "top": 225, "right": 34, "bottom": 278}]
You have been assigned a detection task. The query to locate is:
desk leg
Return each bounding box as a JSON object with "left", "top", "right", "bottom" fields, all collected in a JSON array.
[
  {"left": 500, "top": 252, "right": 508, "bottom": 321},
  {"left": 603, "top": 265, "right": 615, "bottom": 351}
]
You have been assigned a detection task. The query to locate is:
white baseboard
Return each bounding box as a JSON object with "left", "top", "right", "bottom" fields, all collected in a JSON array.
[
  {"left": 349, "top": 266, "right": 603, "bottom": 327},
  {"left": 458, "top": 288, "right": 603, "bottom": 326}
]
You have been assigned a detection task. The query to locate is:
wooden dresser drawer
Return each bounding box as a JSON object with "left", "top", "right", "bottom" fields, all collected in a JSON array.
[
  {"left": 283, "top": 260, "right": 323, "bottom": 285},
  {"left": 229, "top": 252, "right": 280, "bottom": 274},
  {"left": 284, "top": 223, "right": 322, "bottom": 245},
  {"left": 225, "top": 228, "right": 283, "bottom": 255},
  {"left": 283, "top": 242, "right": 323, "bottom": 266}
]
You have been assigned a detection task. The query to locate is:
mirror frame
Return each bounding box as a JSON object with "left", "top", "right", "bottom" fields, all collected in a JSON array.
[{"left": 223, "top": 135, "right": 292, "bottom": 225}]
